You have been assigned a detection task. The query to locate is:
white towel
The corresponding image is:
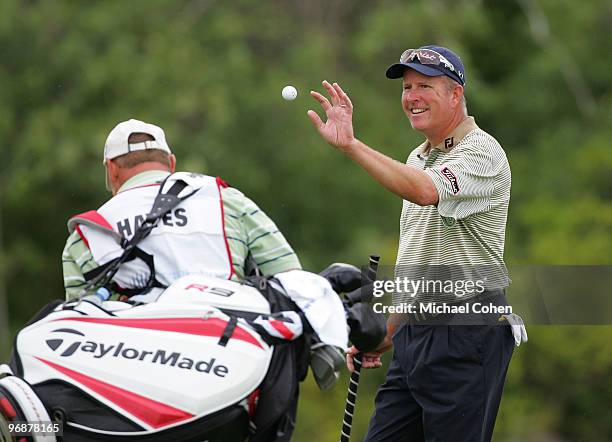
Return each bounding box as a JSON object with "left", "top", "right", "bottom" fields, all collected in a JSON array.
[{"left": 274, "top": 270, "right": 348, "bottom": 349}]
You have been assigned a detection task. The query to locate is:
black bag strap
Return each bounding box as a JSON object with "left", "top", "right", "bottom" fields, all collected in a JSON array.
[
  {"left": 218, "top": 315, "right": 239, "bottom": 347},
  {"left": 81, "top": 174, "right": 199, "bottom": 298}
]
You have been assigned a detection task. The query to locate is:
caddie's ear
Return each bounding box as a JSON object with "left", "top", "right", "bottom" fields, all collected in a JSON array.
[
  {"left": 106, "top": 160, "right": 121, "bottom": 195},
  {"left": 169, "top": 154, "right": 177, "bottom": 172}
]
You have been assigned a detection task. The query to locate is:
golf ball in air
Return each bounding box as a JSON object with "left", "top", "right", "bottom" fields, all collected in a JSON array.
[{"left": 282, "top": 85, "right": 298, "bottom": 101}]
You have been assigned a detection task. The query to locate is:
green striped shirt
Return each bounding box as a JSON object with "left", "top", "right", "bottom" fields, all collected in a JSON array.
[
  {"left": 63, "top": 170, "right": 301, "bottom": 300},
  {"left": 394, "top": 117, "right": 511, "bottom": 305}
]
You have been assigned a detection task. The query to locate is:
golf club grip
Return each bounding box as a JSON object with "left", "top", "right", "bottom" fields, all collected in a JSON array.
[
  {"left": 340, "top": 254, "right": 380, "bottom": 441},
  {"left": 366, "top": 255, "right": 380, "bottom": 282},
  {"left": 340, "top": 354, "right": 362, "bottom": 442}
]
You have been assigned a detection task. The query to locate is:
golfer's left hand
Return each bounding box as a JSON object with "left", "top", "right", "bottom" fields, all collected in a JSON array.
[
  {"left": 346, "top": 345, "right": 382, "bottom": 373},
  {"left": 307, "top": 81, "right": 355, "bottom": 152}
]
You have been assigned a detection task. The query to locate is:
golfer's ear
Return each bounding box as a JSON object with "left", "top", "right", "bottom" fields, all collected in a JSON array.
[{"left": 453, "top": 84, "right": 464, "bottom": 107}]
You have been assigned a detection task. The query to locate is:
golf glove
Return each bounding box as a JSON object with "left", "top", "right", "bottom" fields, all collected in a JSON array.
[{"left": 500, "top": 313, "right": 528, "bottom": 347}]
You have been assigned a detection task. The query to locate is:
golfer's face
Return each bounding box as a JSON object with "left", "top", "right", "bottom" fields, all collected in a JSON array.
[{"left": 401, "top": 70, "right": 454, "bottom": 134}]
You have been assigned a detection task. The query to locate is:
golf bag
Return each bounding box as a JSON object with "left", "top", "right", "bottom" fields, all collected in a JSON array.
[{"left": 1, "top": 274, "right": 314, "bottom": 442}]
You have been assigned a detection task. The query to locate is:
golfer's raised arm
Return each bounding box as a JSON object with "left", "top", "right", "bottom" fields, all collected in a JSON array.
[{"left": 308, "top": 80, "right": 439, "bottom": 207}]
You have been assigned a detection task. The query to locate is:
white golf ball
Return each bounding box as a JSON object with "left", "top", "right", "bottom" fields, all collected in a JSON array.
[{"left": 282, "top": 85, "right": 298, "bottom": 101}]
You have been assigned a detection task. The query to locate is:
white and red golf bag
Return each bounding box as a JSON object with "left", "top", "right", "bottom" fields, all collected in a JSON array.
[{"left": 1, "top": 274, "right": 320, "bottom": 442}]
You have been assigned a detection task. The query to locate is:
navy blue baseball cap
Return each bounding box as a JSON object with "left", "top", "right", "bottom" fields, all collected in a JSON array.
[{"left": 385, "top": 45, "right": 466, "bottom": 86}]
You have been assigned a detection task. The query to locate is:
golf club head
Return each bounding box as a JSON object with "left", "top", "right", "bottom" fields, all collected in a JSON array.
[{"left": 310, "top": 344, "right": 345, "bottom": 390}]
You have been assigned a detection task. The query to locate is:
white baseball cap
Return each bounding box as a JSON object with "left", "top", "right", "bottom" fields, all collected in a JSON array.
[{"left": 103, "top": 119, "right": 172, "bottom": 164}]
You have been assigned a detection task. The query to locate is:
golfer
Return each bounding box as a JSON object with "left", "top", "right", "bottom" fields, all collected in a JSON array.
[{"left": 308, "top": 45, "right": 522, "bottom": 441}]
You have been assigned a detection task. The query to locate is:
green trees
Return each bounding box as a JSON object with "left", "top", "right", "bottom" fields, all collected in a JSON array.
[{"left": 1, "top": 0, "right": 610, "bottom": 440}]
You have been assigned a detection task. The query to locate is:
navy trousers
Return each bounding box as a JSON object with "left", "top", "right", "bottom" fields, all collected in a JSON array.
[{"left": 365, "top": 299, "right": 514, "bottom": 442}]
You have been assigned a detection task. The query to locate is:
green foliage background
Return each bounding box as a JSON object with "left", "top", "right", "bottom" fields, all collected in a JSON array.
[{"left": 0, "top": 0, "right": 610, "bottom": 440}]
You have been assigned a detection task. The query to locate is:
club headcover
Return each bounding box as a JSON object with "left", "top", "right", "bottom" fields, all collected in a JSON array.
[
  {"left": 319, "top": 263, "right": 368, "bottom": 293},
  {"left": 346, "top": 300, "right": 387, "bottom": 353}
]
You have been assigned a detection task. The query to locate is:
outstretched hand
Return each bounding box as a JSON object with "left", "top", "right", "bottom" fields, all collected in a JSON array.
[{"left": 307, "top": 80, "right": 355, "bottom": 152}]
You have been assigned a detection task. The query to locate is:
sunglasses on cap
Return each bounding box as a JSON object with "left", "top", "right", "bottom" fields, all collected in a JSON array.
[{"left": 399, "top": 48, "right": 465, "bottom": 83}]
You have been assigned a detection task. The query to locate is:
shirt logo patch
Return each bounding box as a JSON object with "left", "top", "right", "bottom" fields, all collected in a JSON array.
[
  {"left": 441, "top": 167, "right": 460, "bottom": 194},
  {"left": 444, "top": 137, "right": 454, "bottom": 149}
]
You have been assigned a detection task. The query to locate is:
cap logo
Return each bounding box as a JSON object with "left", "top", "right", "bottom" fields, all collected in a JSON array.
[{"left": 416, "top": 51, "right": 437, "bottom": 63}]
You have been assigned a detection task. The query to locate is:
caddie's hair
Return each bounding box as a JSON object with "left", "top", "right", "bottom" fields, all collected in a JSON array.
[{"left": 112, "top": 132, "right": 172, "bottom": 169}]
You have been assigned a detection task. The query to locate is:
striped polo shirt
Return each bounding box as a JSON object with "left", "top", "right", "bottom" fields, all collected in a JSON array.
[
  {"left": 394, "top": 117, "right": 511, "bottom": 306},
  {"left": 62, "top": 170, "right": 301, "bottom": 300}
]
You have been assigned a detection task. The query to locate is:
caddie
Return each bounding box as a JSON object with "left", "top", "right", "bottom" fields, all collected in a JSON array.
[{"left": 62, "top": 119, "right": 302, "bottom": 303}]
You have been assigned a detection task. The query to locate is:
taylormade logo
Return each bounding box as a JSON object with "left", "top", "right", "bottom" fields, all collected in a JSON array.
[{"left": 46, "top": 330, "right": 229, "bottom": 378}]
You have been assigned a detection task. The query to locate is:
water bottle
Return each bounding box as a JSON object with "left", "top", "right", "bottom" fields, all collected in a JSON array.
[{"left": 82, "top": 287, "right": 111, "bottom": 306}]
